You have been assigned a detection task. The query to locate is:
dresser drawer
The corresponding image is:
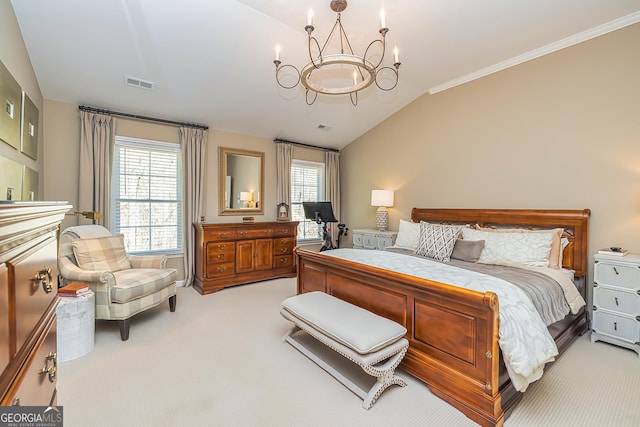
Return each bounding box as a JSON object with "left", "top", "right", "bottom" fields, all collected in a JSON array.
[
  {"left": 353, "top": 233, "right": 364, "bottom": 246},
  {"left": 3, "top": 318, "right": 57, "bottom": 406},
  {"left": 273, "top": 254, "right": 293, "bottom": 268},
  {"left": 237, "top": 228, "right": 275, "bottom": 239},
  {"left": 206, "top": 243, "right": 235, "bottom": 264},
  {"left": 204, "top": 230, "right": 237, "bottom": 241},
  {"left": 378, "top": 236, "right": 394, "bottom": 249},
  {"left": 595, "top": 261, "right": 640, "bottom": 290},
  {"left": 206, "top": 262, "right": 235, "bottom": 278},
  {"left": 273, "top": 238, "right": 295, "bottom": 255},
  {"left": 10, "top": 237, "right": 58, "bottom": 354},
  {"left": 594, "top": 287, "right": 639, "bottom": 315},
  {"left": 273, "top": 226, "right": 296, "bottom": 237},
  {"left": 592, "top": 311, "right": 639, "bottom": 342}
]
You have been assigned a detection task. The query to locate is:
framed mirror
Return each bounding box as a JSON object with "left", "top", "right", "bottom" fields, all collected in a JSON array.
[{"left": 218, "top": 147, "right": 264, "bottom": 216}]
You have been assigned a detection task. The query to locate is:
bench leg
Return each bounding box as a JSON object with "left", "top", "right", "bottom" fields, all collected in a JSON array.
[{"left": 361, "top": 348, "right": 408, "bottom": 410}]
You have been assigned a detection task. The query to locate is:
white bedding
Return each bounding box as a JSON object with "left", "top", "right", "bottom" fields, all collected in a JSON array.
[{"left": 323, "top": 248, "right": 569, "bottom": 391}]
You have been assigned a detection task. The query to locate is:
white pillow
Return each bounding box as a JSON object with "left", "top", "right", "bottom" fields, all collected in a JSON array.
[
  {"left": 392, "top": 219, "right": 421, "bottom": 250},
  {"left": 461, "top": 228, "right": 554, "bottom": 267}
]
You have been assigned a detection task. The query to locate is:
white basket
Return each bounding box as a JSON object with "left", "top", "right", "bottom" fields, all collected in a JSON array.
[{"left": 56, "top": 292, "right": 95, "bottom": 362}]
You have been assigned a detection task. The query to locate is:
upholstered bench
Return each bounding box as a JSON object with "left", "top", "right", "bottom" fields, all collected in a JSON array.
[{"left": 281, "top": 291, "right": 409, "bottom": 409}]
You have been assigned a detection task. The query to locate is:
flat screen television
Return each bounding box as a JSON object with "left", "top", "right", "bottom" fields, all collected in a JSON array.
[{"left": 302, "top": 201, "right": 338, "bottom": 223}]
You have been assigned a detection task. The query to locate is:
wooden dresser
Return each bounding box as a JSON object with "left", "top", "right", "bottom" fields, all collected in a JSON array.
[
  {"left": 193, "top": 222, "right": 298, "bottom": 295},
  {"left": 0, "top": 202, "right": 71, "bottom": 406}
]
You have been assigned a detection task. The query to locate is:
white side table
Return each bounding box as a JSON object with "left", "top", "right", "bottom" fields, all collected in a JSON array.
[
  {"left": 352, "top": 229, "right": 398, "bottom": 250},
  {"left": 592, "top": 253, "right": 640, "bottom": 356},
  {"left": 56, "top": 291, "right": 95, "bottom": 362}
]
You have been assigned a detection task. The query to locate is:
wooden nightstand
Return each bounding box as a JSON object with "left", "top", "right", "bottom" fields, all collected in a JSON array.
[
  {"left": 591, "top": 253, "right": 640, "bottom": 356},
  {"left": 352, "top": 229, "right": 397, "bottom": 250}
]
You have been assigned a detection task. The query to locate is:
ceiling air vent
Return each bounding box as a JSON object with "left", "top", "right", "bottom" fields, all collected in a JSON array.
[
  {"left": 317, "top": 124, "right": 332, "bottom": 131},
  {"left": 124, "top": 75, "right": 156, "bottom": 90}
]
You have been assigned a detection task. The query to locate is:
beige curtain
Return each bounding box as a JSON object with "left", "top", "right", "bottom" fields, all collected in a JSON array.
[
  {"left": 79, "top": 111, "right": 115, "bottom": 227},
  {"left": 325, "top": 151, "right": 341, "bottom": 245},
  {"left": 276, "top": 142, "right": 292, "bottom": 215},
  {"left": 181, "top": 126, "right": 208, "bottom": 288}
]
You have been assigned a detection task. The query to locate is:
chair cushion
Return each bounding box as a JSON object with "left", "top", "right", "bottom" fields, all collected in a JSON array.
[
  {"left": 111, "top": 268, "right": 177, "bottom": 303},
  {"left": 72, "top": 235, "right": 132, "bottom": 272}
]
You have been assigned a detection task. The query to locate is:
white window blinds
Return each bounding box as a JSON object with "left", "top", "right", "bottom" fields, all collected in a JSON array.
[
  {"left": 291, "top": 160, "right": 324, "bottom": 241},
  {"left": 112, "top": 136, "right": 182, "bottom": 253}
]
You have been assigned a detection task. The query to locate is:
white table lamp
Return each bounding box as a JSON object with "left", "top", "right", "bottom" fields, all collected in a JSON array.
[
  {"left": 371, "top": 190, "right": 394, "bottom": 231},
  {"left": 240, "top": 191, "right": 252, "bottom": 208}
]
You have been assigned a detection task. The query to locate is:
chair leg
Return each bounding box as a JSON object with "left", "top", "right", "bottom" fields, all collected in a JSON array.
[
  {"left": 169, "top": 295, "right": 177, "bottom": 312},
  {"left": 119, "top": 319, "right": 130, "bottom": 341}
]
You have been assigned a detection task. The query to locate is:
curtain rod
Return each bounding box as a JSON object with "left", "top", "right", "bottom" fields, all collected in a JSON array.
[
  {"left": 78, "top": 105, "right": 209, "bottom": 130},
  {"left": 274, "top": 138, "right": 339, "bottom": 153}
]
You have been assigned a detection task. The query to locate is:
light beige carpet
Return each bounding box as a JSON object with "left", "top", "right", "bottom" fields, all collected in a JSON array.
[{"left": 57, "top": 278, "right": 640, "bottom": 426}]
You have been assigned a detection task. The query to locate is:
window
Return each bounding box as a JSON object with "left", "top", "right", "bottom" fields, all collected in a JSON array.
[
  {"left": 111, "top": 136, "right": 182, "bottom": 254},
  {"left": 291, "top": 160, "right": 325, "bottom": 241}
]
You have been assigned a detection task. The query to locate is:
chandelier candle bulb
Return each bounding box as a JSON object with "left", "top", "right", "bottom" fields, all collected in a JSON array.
[
  {"left": 308, "top": 9, "right": 313, "bottom": 26},
  {"left": 353, "top": 70, "right": 357, "bottom": 86},
  {"left": 394, "top": 47, "right": 399, "bottom": 64},
  {"left": 380, "top": 9, "right": 386, "bottom": 29},
  {"left": 275, "top": 45, "right": 281, "bottom": 61}
]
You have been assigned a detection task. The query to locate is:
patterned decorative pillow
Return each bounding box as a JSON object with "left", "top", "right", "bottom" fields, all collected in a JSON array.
[
  {"left": 462, "top": 228, "right": 554, "bottom": 267},
  {"left": 72, "top": 235, "right": 131, "bottom": 272},
  {"left": 414, "top": 222, "right": 462, "bottom": 262},
  {"left": 476, "top": 226, "right": 564, "bottom": 269},
  {"left": 393, "top": 219, "right": 421, "bottom": 250}
]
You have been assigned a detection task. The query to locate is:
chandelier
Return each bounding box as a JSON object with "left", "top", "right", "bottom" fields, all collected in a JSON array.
[{"left": 273, "top": 0, "right": 401, "bottom": 106}]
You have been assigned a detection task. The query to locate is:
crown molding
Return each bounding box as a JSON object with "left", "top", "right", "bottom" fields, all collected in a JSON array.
[{"left": 428, "top": 11, "right": 640, "bottom": 95}]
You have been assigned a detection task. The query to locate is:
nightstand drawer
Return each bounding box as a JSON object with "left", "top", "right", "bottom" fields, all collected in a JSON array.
[
  {"left": 592, "top": 311, "right": 639, "bottom": 342},
  {"left": 363, "top": 235, "right": 378, "bottom": 249},
  {"left": 594, "top": 287, "right": 639, "bottom": 315},
  {"left": 594, "top": 262, "right": 640, "bottom": 290},
  {"left": 378, "top": 236, "right": 394, "bottom": 249},
  {"left": 353, "top": 233, "right": 364, "bottom": 246}
]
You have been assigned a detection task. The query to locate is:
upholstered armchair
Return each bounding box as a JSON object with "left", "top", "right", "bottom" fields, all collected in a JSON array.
[{"left": 58, "top": 225, "right": 177, "bottom": 341}]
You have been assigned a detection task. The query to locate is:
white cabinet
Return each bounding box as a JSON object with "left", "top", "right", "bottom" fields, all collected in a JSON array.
[
  {"left": 591, "top": 253, "right": 640, "bottom": 356},
  {"left": 352, "top": 229, "right": 397, "bottom": 250}
]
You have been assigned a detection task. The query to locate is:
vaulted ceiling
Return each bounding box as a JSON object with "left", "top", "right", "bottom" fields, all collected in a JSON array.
[{"left": 11, "top": 0, "right": 640, "bottom": 149}]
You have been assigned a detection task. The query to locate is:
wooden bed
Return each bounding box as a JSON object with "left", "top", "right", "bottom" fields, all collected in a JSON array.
[{"left": 294, "top": 208, "right": 590, "bottom": 427}]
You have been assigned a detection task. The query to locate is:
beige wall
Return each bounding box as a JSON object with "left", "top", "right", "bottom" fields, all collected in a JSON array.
[
  {"left": 341, "top": 23, "right": 640, "bottom": 272},
  {"left": 42, "top": 100, "right": 323, "bottom": 279},
  {"left": 0, "top": 2, "right": 43, "bottom": 193}
]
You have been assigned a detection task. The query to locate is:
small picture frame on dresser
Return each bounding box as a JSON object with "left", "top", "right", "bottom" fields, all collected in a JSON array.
[{"left": 277, "top": 203, "right": 289, "bottom": 221}]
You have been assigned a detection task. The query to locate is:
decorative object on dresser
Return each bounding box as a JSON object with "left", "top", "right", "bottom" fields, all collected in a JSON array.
[
  {"left": 597, "top": 247, "right": 628, "bottom": 257},
  {"left": 277, "top": 203, "right": 289, "bottom": 221},
  {"left": 591, "top": 253, "right": 640, "bottom": 356},
  {"left": 352, "top": 229, "right": 397, "bottom": 250},
  {"left": 58, "top": 225, "right": 177, "bottom": 341},
  {"left": 193, "top": 222, "right": 298, "bottom": 295},
  {"left": 371, "top": 190, "right": 394, "bottom": 231},
  {"left": 0, "top": 201, "right": 72, "bottom": 406}
]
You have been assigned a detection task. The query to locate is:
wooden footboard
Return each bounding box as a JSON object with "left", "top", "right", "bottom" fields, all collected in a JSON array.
[{"left": 296, "top": 248, "right": 504, "bottom": 426}]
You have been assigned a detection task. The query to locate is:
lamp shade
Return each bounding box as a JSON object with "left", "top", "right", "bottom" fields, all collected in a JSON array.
[
  {"left": 240, "top": 192, "right": 252, "bottom": 201},
  {"left": 371, "top": 190, "right": 394, "bottom": 207}
]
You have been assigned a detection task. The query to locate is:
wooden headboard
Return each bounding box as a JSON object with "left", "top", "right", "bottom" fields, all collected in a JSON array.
[{"left": 411, "top": 208, "right": 591, "bottom": 278}]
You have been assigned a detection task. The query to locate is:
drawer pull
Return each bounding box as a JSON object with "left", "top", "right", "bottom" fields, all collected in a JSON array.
[
  {"left": 34, "top": 266, "right": 53, "bottom": 293},
  {"left": 281, "top": 248, "right": 288, "bottom": 253},
  {"left": 218, "top": 254, "right": 225, "bottom": 258},
  {"left": 280, "top": 258, "right": 288, "bottom": 263},
  {"left": 264, "top": 230, "right": 272, "bottom": 234},
  {"left": 613, "top": 267, "right": 619, "bottom": 275},
  {"left": 239, "top": 231, "right": 247, "bottom": 236},
  {"left": 217, "top": 267, "right": 226, "bottom": 273},
  {"left": 218, "top": 244, "right": 226, "bottom": 249},
  {"left": 219, "top": 233, "right": 228, "bottom": 238},
  {"left": 614, "top": 322, "right": 617, "bottom": 331},
  {"left": 12, "top": 397, "right": 20, "bottom": 406},
  {"left": 40, "top": 352, "right": 57, "bottom": 383},
  {"left": 614, "top": 297, "right": 619, "bottom": 306}
]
